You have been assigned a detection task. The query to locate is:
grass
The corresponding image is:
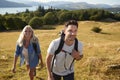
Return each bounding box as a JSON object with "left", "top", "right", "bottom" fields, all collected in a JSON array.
[{"left": 0, "top": 21, "right": 120, "bottom": 80}]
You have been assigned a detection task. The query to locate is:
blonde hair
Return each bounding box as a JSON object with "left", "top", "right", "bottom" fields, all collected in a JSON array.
[{"left": 17, "top": 25, "right": 38, "bottom": 47}]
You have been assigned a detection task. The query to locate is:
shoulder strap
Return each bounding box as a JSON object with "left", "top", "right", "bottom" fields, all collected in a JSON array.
[
  {"left": 69, "top": 38, "right": 78, "bottom": 70},
  {"left": 74, "top": 38, "right": 78, "bottom": 51},
  {"left": 32, "top": 43, "right": 37, "bottom": 53},
  {"left": 54, "top": 37, "right": 64, "bottom": 55},
  {"left": 51, "top": 36, "right": 64, "bottom": 72}
]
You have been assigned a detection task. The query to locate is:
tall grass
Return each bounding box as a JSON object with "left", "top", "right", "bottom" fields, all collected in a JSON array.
[{"left": 0, "top": 21, "right": 120, "bottom": 80}]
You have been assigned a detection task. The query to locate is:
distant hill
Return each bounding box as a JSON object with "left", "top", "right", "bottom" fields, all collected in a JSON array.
[
  {"left": 112, "top": 5, "right": 120, "bottom": 8},
  {"left": 0, "top": 0, "right": 31, "bottom": 8},
  {"left": 26, "top": 1, "right": 118, "bottom": 9},
  {"left": 46, "top": 2, "right": 113, "bottom": 10},
  {"left": 26, "top": 1, "right": 120, "bottom": 11},
  {"left": 2, "top": 0, "right": 119, "bottom": 13}
]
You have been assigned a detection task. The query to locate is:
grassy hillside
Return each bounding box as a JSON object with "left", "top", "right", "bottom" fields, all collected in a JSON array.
[{"left": 0, "top": 21, "right": 120, "bottom": 80}]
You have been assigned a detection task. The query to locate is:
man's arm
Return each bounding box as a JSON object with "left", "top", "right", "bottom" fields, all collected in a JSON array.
[{"left": 46, "top": 54, "right": 54, "bottom": 80}]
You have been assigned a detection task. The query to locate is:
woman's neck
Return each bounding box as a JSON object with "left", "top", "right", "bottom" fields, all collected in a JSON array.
[{"left": 24, "top": 39, "right": 30, "bottom": 48}]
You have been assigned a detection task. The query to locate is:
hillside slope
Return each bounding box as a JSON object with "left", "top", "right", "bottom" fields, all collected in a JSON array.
[
  {"left": 0, "top": 0, "right": 30, "bottom": 7},
  {"left": 0, "top": 21, "right": 120, "bottom": 80}
]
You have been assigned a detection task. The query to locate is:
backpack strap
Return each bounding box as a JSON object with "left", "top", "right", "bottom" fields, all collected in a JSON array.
[
  {"left": 74, "top": 38, "right": 78, "bottom": 51},
  {"left": 51, "top": 37, "right": 78, "bottom": 72},
  {"left": 55, "top": 37, "right": 64, "bottom": 55},
  {"left": 69, "top": 38, "right": 78, "bottom": 70},
  {"left": 51, "top": 37, "right": 65, "bottom": 72},
  {"left": 32, "top": 43, "right": 37, "bottom": 53}
]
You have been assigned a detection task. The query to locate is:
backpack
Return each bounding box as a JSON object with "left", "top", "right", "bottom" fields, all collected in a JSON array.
[
  {"left": 51, "top": 32, "right": 78, "bottom": 71},
  {"left": 32, "top": 43, "right": 37, "bottom": 53}
]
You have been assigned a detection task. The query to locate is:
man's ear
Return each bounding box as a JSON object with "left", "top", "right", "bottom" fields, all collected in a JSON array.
[
  {"left": 63, "top": 28, "right": 66, "bottom": 34},
  {"left": 62, "top": 30, "right": 65, "bottom": 34}
]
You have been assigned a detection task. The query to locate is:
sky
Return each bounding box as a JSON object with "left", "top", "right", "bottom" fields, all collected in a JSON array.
[{"left": 8, "top": 0, "right": 120, "bottom": 5}]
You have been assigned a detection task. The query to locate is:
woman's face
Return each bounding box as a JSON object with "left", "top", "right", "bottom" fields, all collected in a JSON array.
[{"left": 24, "top": 27, "right": 32, "bottom": 40}]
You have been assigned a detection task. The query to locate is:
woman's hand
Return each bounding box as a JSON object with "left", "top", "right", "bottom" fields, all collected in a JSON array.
[
  {"left": 12, "top": 67, "right": 16, "bottom": 73},
  {"left": 36, "top": 62, "right": 44, "bottom": 70},
  {"left": 40, "top": 62, "right": 44, "bottom": 69}
]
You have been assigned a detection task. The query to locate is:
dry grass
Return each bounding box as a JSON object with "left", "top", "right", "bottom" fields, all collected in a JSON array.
[{"left": 0, "top": 21, "right": 120, "bottom": 80}]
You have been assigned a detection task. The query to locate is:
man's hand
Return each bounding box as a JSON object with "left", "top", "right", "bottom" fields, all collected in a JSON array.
[
  {"left": 71, "top": 49, "right": 83, "bottom": 60},
  {"left": 47, "top": 73, "right": 54, "bottom": 80}
]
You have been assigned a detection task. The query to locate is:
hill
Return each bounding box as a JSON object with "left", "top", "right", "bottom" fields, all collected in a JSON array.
[
  {"left": 0, "top": 0, "right": 31, "bottom": 8},
  {"left": 26, "top": 1, "right": 120, "bottom": 13},
  {"left": 26, "top": 1, "right": 120, "bottom": 10},
  {"left": 50, "top": 2, "right": 112, "bottom": 10},
  {"left": 0, "top": 21, "right": 120, "bottom": 80}
]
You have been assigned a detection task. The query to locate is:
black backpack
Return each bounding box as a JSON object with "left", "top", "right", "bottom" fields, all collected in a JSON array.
[
  {"left": 32, "top": 43, "right": 37, "bottom": 53},
  {"left": 51, "top": 33, "right": 78, "bottom": 71}
]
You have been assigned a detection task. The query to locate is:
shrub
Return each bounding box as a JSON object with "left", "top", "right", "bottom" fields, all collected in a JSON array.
[
  {"left": 0, "top": 24, "right": 6, "bottom": 31},
  {"left": 91, "top": 27, "right": 102, "bottom": 33},
  {"left": 29, "top": 17, "right": 43, "bottom": 29},
  {"left": 44, "top": 12, "right": 58, "bottom": 25},
  {"left": 5, "top": 17, "right": 16, "bottom": 30}
]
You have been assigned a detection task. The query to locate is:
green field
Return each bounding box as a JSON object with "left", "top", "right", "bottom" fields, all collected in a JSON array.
[{"left": 0, "top": 21, "right": 120, "bottom": 80}]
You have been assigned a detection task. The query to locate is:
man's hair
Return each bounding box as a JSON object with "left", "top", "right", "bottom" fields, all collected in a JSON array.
[{"left": 65, "top": 20, "right": 78, "bottom": 28}]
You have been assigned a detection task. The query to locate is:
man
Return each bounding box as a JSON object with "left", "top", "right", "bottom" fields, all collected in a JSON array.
[{"left": 46, "top": 20, "right": 83, "bottom": 80}]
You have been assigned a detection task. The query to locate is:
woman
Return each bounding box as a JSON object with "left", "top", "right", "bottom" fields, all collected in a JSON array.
[{"left": 12, "top": 25, "right": 43, "bottom": 80}]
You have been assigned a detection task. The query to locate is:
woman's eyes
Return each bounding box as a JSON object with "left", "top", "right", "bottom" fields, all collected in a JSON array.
[{"left": 25, "top": 31, "right": 31, "bottom": 32}]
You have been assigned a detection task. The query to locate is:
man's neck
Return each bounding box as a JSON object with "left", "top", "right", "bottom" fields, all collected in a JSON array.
[{"left": 64, "top": 38, "right": 74, "bottom": 46}]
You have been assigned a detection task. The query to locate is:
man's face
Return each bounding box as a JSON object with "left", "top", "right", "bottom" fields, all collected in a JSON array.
[{"left": 64, "top": 25, "right": 78, "bottom": 41}]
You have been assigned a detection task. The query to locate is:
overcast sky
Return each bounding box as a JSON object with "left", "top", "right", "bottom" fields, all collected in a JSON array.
[{"left": 8, "top": 0, "right": 120, "bottom": 5}]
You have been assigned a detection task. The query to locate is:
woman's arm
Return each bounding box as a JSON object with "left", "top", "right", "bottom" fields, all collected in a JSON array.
[
  {"left": 12, "top": 56, "right": 18, "bottom": 73},
  {"left": 38, "top": 54, "right": 44, "bottom": 68}
]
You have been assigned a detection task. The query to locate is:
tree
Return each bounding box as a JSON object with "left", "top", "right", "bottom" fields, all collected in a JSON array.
[
  {"left": 114, "top": 13, "right": 120, "bottom": 20},
  {"left": 29, "top": 17, "right": 43, "bottom": 29},
  {"left": 13, "top": 17, "right": 27, "bottom": 29},
  {"left": 34, "top": 11, "right": 43, "bottom": 17},
  {"left": 0, "top": 16, "right": 6, "bottom": 31},
  {"left": 44, "top": 12, "right": 58, "bottom": 25},
  {"left": 24, "top": 16, "right": 32, "bottom": 23},
  {"left": 89, "top": 10, "right": 104, "bottom": 20},
  {"left": 71, "top": 11, "right": 79, "bottom": 20},
  {"left": 5, "top": 17, "right": 16, "bottom": 30},
  {"left": 25, "top": 9, "right": 30, "bottom": 13},
  {"left": 21, "top": 13, "right": 33, "bottom": 23},
  {"left": 58, "top": 12, "right": 73, "bottom": 23},
  {"left": 36, "top": 6, "right": 45, "bottom": 16},
  {"left": 0, "top": 24, "right": 6, "bottom": 31},
  {"left": 79, "top": 10, "right": 89, "bottom": 20}
]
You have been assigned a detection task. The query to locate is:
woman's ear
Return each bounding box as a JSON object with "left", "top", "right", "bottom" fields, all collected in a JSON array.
[{"left": 31, "top": 31, "right": 33, "bottom": 37}]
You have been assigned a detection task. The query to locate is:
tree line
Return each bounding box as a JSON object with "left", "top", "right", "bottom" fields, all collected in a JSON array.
[{"left": 0, "top": 6, "right": 120, "bottom": 31}]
